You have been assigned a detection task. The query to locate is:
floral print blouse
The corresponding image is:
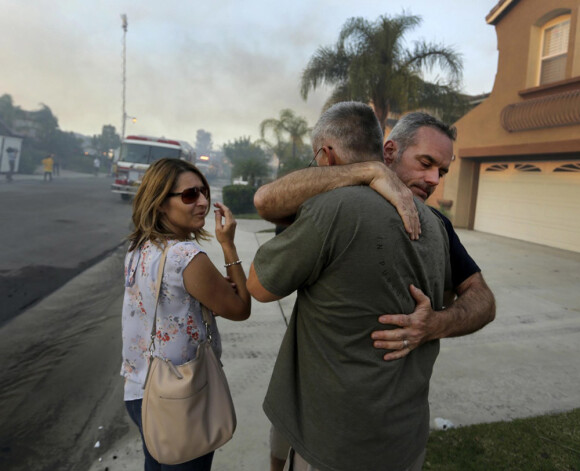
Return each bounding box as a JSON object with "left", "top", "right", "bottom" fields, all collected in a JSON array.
[{"left": 121, "top": 240, "right": 222, "bottom": 400}]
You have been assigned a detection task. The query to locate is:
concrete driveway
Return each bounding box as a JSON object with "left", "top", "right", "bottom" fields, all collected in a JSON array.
[{"left": 429, "top": 229, "right": 580, "bottom": 427}]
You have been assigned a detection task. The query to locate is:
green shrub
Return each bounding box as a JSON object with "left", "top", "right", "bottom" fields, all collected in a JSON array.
[
  {"left": 18, "top": 144, "right": 45, "bottom": 174},
  {"left": 64, "top": 156, "right": 96, "bottom": 174},
  {"left": 222, "top": 185, "right": 257, "bottom": 214}
]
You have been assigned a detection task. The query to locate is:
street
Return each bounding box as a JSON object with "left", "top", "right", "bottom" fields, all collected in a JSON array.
[
  {"left": 0, "top": 175, "right": 133, "bottom": 326},
  {"left": 0, "top": 174, "right": 133, "bottom": 470}
]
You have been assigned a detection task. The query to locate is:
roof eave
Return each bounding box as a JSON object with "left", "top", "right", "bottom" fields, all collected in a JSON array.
[{"left": 486, "top": 0, "right": 519, "bottom": 25}]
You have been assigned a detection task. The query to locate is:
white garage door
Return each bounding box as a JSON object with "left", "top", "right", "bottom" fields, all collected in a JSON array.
[{"left": 474, "top": 161, "right": 580, "bottom": 253}]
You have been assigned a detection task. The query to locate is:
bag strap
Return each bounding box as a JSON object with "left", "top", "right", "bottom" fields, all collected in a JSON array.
[
  {"left": 148, "top": 244, "right": 170, "bottom": 355},
  {"left": 201, "top": 305, "right": 214, "bottom": 344},
  {"left": 147, "top": 243, "right": 215, "bottom": 354}
]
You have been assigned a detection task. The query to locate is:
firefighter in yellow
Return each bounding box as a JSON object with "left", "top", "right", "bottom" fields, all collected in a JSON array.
[{"left": 42, "top": 154, "right": 54, "bottom": 182}]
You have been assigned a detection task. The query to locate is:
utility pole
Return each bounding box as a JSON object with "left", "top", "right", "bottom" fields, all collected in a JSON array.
[{"left": 121, "top": 14, "right": 128, "bottom": 140}]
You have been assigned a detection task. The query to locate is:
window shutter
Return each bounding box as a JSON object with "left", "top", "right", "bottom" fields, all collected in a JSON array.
[
  {"left": 542, "top": 20, "right": 570, "bottom": 57},
  {"left": 540, "top": 19, "right": 570, "bottom": 85},
  {"left": 540, "top": 56, "right": 567, "bottom": 84}
]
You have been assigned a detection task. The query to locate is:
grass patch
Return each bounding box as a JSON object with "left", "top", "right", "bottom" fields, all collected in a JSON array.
[{"left": 424, "top": 409, "right": 580, "bottom": 470}]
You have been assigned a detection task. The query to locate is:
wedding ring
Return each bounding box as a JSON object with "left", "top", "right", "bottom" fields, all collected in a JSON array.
[{"left": 403, "top": 339, "right": 409, "bottom": 349}]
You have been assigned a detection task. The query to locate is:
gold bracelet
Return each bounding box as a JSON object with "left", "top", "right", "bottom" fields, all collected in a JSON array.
[{"left": 224, "top": 260, "right": 242, "bottom": 268}]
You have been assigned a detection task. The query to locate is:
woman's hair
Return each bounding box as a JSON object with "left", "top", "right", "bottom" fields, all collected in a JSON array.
[{"left": 127, "top": 158, "right": 211, "bottom": 251}]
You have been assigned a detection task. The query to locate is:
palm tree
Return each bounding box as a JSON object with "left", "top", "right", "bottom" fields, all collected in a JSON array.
[
  {"left": 300, "top": 13, "right": 465, "bottom": 131},
  {"left": 260, "top": 109, "right": 310, "bottom": 161},
  {"left": 259, "top": 109, "right": 311, "bottom": 176}
]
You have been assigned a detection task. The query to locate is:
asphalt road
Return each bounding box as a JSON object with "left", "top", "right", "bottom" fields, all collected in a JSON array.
[
  {"left": 0, "top": 174, "right": 133, "bottom": 470},
  {"left": 0, "top": 175, "right": 133, "bottom": 326}
]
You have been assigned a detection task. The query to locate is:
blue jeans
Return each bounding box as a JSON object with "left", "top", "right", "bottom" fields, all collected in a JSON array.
[{"left": 125, "top": 399, "right": 214, "bottom": 471}]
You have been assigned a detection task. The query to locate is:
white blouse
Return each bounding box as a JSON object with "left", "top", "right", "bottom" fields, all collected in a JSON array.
[{"left": 120, "top": 240, "right": 222, "bottom": 400}]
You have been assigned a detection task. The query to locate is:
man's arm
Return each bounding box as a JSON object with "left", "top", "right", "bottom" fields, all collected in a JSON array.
[
  {"left": 247, "top": 263, "right": 283, "bottom": 303},
  {"left": 254, "top": 161, "right": 420, "bottom": 239},
  {"left": 371, "top": 272, "right": 496, "bottom": 361}
]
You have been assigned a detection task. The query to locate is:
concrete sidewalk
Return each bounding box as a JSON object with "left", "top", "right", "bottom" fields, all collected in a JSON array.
[{"left": 89, "top": 218, "right": 580, "bottom": 471}]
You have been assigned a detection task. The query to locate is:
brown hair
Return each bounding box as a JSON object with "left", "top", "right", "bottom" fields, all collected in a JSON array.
[
  {"left": 127, "top": 158, "right": 211, "bottom": 251},
  {"left": 387, "top": 112, "right": 457, "bottom": 158}
]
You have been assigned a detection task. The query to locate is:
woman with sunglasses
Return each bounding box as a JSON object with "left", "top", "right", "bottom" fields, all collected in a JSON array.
[{"left": 121, "top": 158, "right": 251, "bottom": 471}]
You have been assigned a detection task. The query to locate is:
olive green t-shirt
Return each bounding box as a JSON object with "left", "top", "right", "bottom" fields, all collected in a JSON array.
[{"left": 255, "top": 186, "right": 451, "bottom": 471}]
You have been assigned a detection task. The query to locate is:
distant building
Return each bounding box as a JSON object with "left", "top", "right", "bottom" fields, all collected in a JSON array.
[
  {"left": 74, "top": 133, "right": 98, "bottom": 157},
  {"left": 433, "top": 0, "right": 580, "bottom": 253},
  {"left": 0, "top": 119, "right": 24, "bottom": 174},
  {"left": 11, "top": 112, "right": 42, "bottom": 139}
]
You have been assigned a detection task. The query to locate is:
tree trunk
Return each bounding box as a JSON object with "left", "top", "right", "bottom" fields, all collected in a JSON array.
[
  {"left": 372, "top": 100, "right": 390, "bottom": 134},
  {"left": 373, "top": 104, "right": 390, "bottom": 135}
]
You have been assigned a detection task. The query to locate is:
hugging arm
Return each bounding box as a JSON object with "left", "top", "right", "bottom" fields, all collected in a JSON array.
[
  {"left": 371, "top": 272, "right": 496, "bottom": 361},
  {"left": 246, "top": 263, "right": 282, "bottom": 303},
  {"left": 254, "top": 161, "right": 420, "bottom": 239}
]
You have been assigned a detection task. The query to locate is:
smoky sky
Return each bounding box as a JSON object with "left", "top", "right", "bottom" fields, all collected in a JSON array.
[{"left": 1, "top": 0, "right": 498, "bottom": 147}]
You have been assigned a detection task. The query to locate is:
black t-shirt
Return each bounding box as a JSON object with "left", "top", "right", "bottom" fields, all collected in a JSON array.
[{"left": 429, "top": 207, "right": 480, "bottom": 289}]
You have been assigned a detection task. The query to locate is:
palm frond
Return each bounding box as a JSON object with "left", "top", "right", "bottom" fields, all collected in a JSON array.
[
  {"left": 300, "top": 45, "right": 351, "bottom": 99},
  {"left": 259, "top": 118, "right": 284, "bottom": 141},
  {"left": 321, "top": 82, "right": 352, "bottom": 113},
  {"left": 404, "top": 40, "right": 463, "bottom": 86}
]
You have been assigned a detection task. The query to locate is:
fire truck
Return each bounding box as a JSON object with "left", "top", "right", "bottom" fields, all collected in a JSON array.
[
  {"left": 111, "top": 135, "right": 196, "bottom": 200},
  {"left": 195, "top": 154, "right": 219, "bottom": 182}
]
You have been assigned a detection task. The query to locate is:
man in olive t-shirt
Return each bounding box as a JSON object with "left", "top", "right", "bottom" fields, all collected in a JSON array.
[{"left": 248, "top": 102, "right": 452, "bottom": 471}]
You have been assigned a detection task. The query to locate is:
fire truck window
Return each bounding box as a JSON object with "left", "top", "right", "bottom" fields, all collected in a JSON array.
[
  {"left": 149, "top": 146, "right": 181, "bottom": 163},
  {"left": 123, "top": 144, "right": 150, "bottom": 164}
]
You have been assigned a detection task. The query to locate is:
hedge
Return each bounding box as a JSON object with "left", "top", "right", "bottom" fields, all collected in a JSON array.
[{"left": 222, "top": 184, "right": 257, "bottom": 214}]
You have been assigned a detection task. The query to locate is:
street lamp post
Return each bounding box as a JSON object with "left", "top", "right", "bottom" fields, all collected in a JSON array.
[
  {"left": 121, "top": 14, "right": 128, "bottom": 139},
  {"left": 124, "top": 113, "right": 137, "bottom": 136}
]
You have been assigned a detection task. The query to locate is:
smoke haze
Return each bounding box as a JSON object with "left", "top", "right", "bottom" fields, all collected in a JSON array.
[{"left": 0, "top": 0, "right": 497, "bottom": 146}]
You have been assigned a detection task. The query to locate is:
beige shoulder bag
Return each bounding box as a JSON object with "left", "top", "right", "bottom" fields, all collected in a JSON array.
[{"left": 141, "top": 245, "right": 237, "bottom": 465}]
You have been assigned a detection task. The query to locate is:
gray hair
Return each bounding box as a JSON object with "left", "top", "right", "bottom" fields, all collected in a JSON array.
[
  {"left": 387, "top": 112, "right": 457, "bottom": 157},
  {"left": 311, "top": 101, "right": 383, "bottom": 164}
]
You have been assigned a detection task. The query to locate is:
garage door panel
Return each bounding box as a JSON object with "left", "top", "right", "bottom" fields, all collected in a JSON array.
[{"left": 475, "top": 162, "right": 580, "bottom": 253}]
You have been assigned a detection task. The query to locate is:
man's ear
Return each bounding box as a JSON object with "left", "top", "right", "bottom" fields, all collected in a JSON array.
[
  {"left": 383, "top": 140, "right": 397, "bottom": 166},
  {"left": 327, "top": 147, "right": 337, "bottom": 166}
]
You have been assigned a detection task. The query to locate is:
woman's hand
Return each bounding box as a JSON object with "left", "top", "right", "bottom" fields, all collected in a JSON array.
[
  {"left": 214, "top": 202, "right": 237, "bottom": 246},
  {"left": 184, "top": 204, "right": 251, "bottom": 321},
  {"left": 368, "top": 165, "right": 420, "bottom": 240}
]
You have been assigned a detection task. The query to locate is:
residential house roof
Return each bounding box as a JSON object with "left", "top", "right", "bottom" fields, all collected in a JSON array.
[{"left": 486, "top": 0, "right": 520, "bottom": 25}]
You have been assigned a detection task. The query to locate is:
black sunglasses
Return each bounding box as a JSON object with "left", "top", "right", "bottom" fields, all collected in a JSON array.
[{"left": 167, "top": 185, "right": 209, "bottom": 204}]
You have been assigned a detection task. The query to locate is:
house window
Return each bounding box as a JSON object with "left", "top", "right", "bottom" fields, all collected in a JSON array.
[{"left": 539, "top": 16, "right": 570, "bottom": 85}]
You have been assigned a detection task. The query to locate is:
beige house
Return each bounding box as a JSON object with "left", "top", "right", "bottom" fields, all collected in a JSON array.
[{"left": 433, "top": 0, "right": 580, "bottom": 253}]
